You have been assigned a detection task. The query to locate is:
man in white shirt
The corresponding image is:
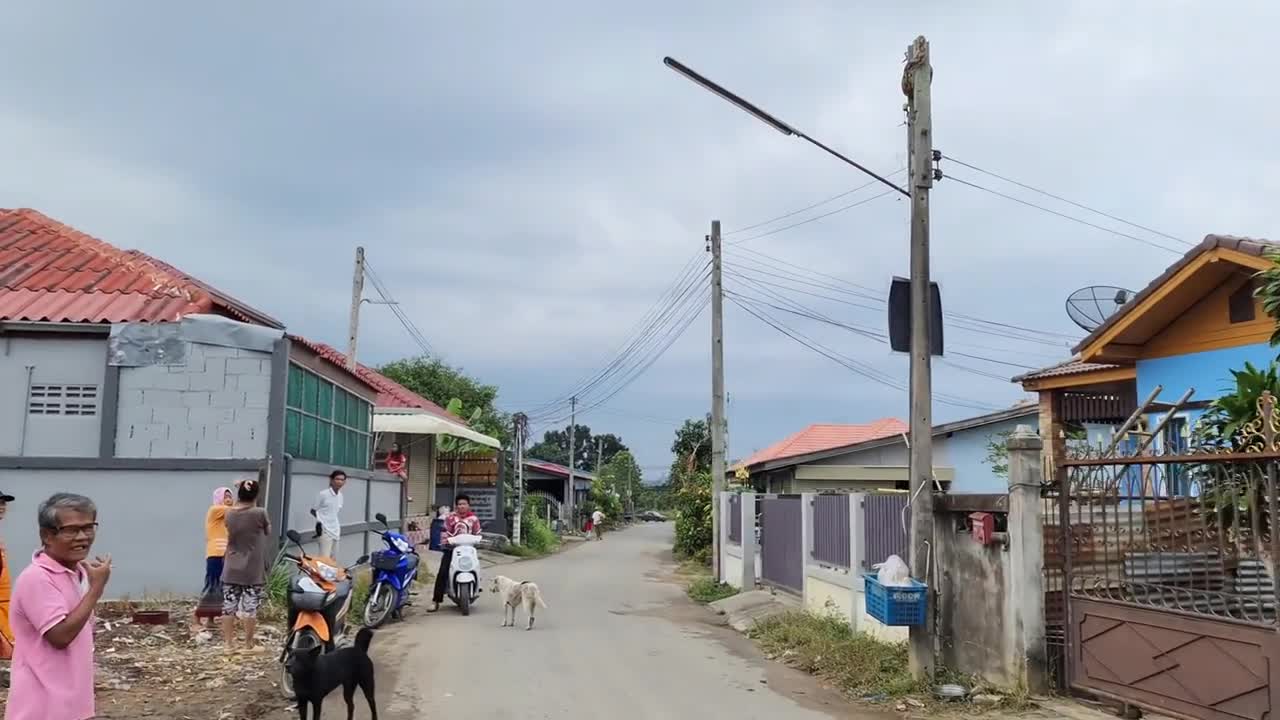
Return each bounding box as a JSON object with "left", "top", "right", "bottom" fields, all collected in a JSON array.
[
  {"left": 310, "top": 470, "right": 346, "bottom": 558},
  {"left": 591, "top": 509, "right": 605, "bottom": 540}
]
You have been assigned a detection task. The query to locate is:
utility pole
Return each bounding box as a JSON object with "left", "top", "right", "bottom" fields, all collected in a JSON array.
[
  {"left": 513, "top": 413, "right": 526, "bottom": 545},
  {"left": 596, "top": 437, "right": 604, "bottom": 476},
  {"left": 709, "top": 220, "right": 726, "bottom": 582},
  {"left": 346, "top": 246, "right": 366, "bottom": 370},
  {"left": 903, "top": 35, "right": 936, "bottom": 679},
  {"left": 567, "top": 396, "right": 577, "bottom": 530}
]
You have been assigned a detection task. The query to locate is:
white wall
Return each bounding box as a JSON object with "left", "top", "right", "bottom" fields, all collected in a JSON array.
[
  {"left": 0, "top": 335, "right": 107, "bottom": 457},
  {"left": 0, "top": 467, "right": 260, "bottom": 598}
]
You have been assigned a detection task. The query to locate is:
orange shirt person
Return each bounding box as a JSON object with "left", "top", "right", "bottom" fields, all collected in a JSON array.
[{"left": 0, "top": 488, "right": 13, "bottom": 659}]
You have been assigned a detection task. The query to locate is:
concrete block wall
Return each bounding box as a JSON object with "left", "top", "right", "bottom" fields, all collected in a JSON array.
[{"left": 115, "top": 342, "right": 274, "bottom": 458}]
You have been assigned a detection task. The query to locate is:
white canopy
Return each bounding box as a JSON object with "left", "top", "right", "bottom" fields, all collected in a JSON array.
[{"left": 373, "top": 409, "right": 501, "bottom": 449}]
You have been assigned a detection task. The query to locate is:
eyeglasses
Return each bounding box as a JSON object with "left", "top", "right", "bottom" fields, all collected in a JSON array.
[{"left": 53, "top": 523, "right": 98, "bottom": 539}]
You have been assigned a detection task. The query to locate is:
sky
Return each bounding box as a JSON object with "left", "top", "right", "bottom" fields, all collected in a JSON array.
[{"left": 4, "top": 2, "right": 1279, "bottom": 479}]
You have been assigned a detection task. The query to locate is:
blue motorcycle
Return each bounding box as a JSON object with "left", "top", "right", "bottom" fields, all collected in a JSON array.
[{"left": 364, "top": 511, "right": 420, "bottom": 628}]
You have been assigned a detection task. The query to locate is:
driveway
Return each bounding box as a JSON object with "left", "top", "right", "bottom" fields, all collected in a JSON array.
[{"left": 365, "top": 522, "right": 888, "bottom": 719}]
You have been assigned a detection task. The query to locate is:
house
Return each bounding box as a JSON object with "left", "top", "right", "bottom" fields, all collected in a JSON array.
[
  {"left": 289, "top": 338, "right": 502, "bottom": 527},
  {"left": 522, "top": 458, "right": 594, "bottom": 514},
  {"left": 0, "top": 209, "right": 403, "bottom": 595},
  {"left": 735, "top": 407, "right": 1041, "bottom": 495},
  {"left": 1016, "top": 235, "right": 1279, "bottom": 481}
]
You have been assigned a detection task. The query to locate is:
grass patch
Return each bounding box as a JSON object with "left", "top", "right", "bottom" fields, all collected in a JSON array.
[
  {"left": 687, "top": 576, "right": 739, "bottom": 604},
  {"left": 749, "top": 611, "right": 921, "bottom": 698}
]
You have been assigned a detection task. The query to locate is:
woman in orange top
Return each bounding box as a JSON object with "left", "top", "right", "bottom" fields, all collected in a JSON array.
[
  {"left": 0, "top": 489, "right": 13, "bottom": 660},
  {"left": 193, "top": 487, "right": 233, "bottom": 630}
]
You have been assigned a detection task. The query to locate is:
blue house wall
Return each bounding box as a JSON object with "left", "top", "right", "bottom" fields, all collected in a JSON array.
[
  {"left": 1137, "top": 342, "right": 1278, "bottom": 405},
  {"left": 936, "top": 415, "right": 1038, "bottom": 494}
]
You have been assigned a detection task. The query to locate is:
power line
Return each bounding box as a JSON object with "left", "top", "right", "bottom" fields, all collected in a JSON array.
[
  {"left": 727, "top": 189, "right": 900, "bottom": 246},
  {"left": 941, "top": 154, "right": 1192, "bottom": 246},
  {"left": 363, "top": 259, "right": 436, "bottom": 357},
  {"left": 724, "top": 169, "right": 907, "bottom": 237},
  {"left": 728, "top": 294, "right": 1000, "bottom": 412},
  {"left": 942, "top": 173, "right": 1187, "bottom": 255}
]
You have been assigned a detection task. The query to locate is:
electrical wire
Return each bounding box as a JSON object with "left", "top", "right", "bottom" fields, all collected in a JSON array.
[
  {"left": 942, "top": 173, "right": 1187, "bottom": 255},
  {"left": 363, "top": 259, "right": 436, "bottom": 358},
  {"left": 941, "top": 155, "right": 1193, "bottom": 247},
  {"left": 723, "top": 169, "right": 907, "bottom": 237},
  {"left": 726, "top": 189, "right": 900, "bottom": 246},
  {"left": 727, "top": 294, "right": 1000, "bottom": 412}
]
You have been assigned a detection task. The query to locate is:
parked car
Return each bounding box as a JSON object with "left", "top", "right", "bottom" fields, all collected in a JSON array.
[{"left": 636, "top": 510, "right": 667, "bottom": 522}]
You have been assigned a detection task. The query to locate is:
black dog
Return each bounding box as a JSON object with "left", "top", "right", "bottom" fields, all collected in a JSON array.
[{"left": 287, "top": 627, "right": 377, "bottom": 719}]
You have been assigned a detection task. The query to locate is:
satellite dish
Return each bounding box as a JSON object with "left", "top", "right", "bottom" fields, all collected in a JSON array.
[{"left": 1065, "top": 286, "right": 1135, "bottom": 332}]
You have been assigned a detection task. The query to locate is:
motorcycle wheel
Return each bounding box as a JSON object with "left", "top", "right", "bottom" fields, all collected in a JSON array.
[
  {"left": 280, "top": 630, "right": 321, "bottom": 700},
  {"left": 365, "top": 582, "right": 395, "bottom": 629},
  {"left": 458, "top": 586, "right": 471, "bottom": 616}
]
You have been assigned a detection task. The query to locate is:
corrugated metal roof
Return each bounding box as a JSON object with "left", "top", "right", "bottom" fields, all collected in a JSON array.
[
  {"left": 523, "top": 458, "right": 596, "bottom": 481},
  {"left": 287, "top": 335, "right": 463, "bottom": 423},
  {"left": 0, "top": 208, "right": 280, "bottom": 326},
  {"left": 737, "top": 419, "right": 908, "bottom": 470}
]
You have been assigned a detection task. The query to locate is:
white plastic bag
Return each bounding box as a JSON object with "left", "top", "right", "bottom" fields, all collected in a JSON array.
[{"left": 874, "top": 554, "right": 912, "bottom": 587}]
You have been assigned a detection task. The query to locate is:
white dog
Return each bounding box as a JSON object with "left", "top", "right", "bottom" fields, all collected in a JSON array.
[{"left": 491, "top": 574, "right": 548, "bottom": 630}]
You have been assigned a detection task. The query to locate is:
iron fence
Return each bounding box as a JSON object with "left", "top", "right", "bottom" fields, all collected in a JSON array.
[
  {"left": 727, "top": 493, "right": 742, "bottom": 544},
  {"left": 811, "top": 494, "right": 850, "bottom": 567},
  {"left": 863, "top": 493, "right": 909, "bottom": 571}
]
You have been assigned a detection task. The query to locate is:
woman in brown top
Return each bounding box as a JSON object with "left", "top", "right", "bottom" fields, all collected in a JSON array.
[{"left": 220, "top": 478, "right": 270, "bottom": 652}]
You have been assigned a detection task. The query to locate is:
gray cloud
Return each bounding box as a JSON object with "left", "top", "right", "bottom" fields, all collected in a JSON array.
[{"left": 3, "top": 2, "right": 1278, "bottom": 473}]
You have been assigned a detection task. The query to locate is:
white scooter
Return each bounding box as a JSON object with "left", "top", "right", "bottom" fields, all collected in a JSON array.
[{"left": 447, "top": 533, "right": 483, "bottom": 616}]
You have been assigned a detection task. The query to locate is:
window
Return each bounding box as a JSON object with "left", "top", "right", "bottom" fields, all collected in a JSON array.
[
  {"left": 284, "top": 365, "right": 372, "bottom": 468},
  {"left": 1229, "top": 281, "right": 1256, "bottom": 324},
  {"left": 28, "top": 384, "right": 99, "bottom": 416}
]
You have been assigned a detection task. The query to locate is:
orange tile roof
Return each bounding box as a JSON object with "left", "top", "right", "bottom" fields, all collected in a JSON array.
[
  {"left": 0, "top": 208, "right": 280, "bottom": 326},
  {"left": 737, "top": 418, "right": 908, "bottom": 469}
]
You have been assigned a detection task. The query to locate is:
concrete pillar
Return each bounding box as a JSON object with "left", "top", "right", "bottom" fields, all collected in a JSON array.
[
  {"left": 1038, "top": 390, "right": 1065, "bottom": 491},
  {"left": 740, "top": 492, "right": 757, "bottom": 590},
  {"left": 1007, "top": 425, "right": 1048, "bottom": 693},
  {"left": 801, "top": 492, "right": 815, "bottom": 607},
  {"left": 850, "top": 493, "right": 866, "bottom": 633}
]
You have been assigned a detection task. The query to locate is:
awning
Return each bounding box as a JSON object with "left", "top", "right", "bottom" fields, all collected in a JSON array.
[{"left": 373, "top": 410, "right": 501, "bottom": 449}]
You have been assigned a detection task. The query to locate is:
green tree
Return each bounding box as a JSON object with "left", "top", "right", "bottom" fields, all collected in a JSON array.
[
  {"left": 599, "top": 450, "right": 643, "bottom": 511},
  {"left": 669, "top": 416, "right": 711, "bottom": 480},
  {"left": 1195, "top": 360, "right": 1280, "bottom": 449},
  {"left": 527, "top": 426, "right": 629, "bottom": 471},
  {"left": 378, "top": 356, "right": 510, "bottom": 445}
]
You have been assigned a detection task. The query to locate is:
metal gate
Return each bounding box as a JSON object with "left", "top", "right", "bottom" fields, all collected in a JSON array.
[
  {"left": 760, "top": 495, "right": 803, "bottom": 593},
  {"left": 1046, "top": 391, "right": 1280, "bottom": 720}
]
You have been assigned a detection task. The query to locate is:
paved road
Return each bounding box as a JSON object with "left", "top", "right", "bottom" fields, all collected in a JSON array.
[{"left": 365, "top": 522, "right": 883, "bottom": 720}]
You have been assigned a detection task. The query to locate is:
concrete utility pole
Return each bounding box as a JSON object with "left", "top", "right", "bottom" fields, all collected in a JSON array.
[
  {"left": 903, "top": 35, "right": 936, "bottom": 678},
  {"left": 596, "top": 437, "right": 604, "bottom": 476},
  {"left": 347, "top": 246, "right": 366, "bottom": 370},
  {"left": 567, "top": 396, "right": 577, "bottom": 529},
  {"left": 709, "top": 220, "right": 726, "bottom": 582},
  {"left": 513, "top": 413, "right": 526, "bottom": 545}
]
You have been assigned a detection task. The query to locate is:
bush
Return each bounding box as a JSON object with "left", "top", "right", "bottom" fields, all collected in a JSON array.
[
  {"left": 672, "top": 471, "right": 713, "bottom": 560},
  {"left": 521, "top": 514, "right": 559, "bottom": 555},
  {"left": 687, "top": 576, "right": 738, "bottom": 604}
]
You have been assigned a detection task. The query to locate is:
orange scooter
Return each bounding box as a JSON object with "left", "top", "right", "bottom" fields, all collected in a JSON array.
[{"left": 278, "top": 528, "right": 367, "bottom": 700}]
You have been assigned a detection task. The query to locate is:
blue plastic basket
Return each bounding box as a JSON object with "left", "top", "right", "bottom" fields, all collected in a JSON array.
[{"left": 863, "top": 574, "right": 928, "bottom": 626}]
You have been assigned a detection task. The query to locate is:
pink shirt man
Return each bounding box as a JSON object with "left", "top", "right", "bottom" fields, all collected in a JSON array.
[{"left": 5, "top": 551, "right": 96, "bottom": 720}]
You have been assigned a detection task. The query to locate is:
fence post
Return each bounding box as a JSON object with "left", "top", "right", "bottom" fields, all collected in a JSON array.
[
  {"left": 801, "top": 493, "right": 815, "bottom": 608},
  {"left": 740, "top": 492, "right": 757, "bottom": 590},
  {"left": 1007, "top": 425, "right": 1048, "bottom": 694},
  {"left": 850, "top": 493, "right": 866, "bottom": 632}
]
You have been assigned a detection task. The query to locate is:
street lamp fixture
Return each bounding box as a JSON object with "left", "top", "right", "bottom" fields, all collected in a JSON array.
[{"left": 662, "top": 56, "right": 908, "bottom": 198}]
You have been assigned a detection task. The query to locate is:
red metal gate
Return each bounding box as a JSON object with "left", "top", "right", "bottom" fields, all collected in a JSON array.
[{"left": 1048, "top": 391, "right": 1280, "bottom": 719}]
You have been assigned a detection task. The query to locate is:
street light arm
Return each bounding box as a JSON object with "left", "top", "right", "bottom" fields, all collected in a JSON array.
[{"left": 663, "top": 56, "right": 909, "bottom": 198}]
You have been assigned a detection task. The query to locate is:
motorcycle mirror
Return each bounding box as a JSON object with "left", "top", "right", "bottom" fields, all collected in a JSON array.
[
  {"left": 356, "top": 554, "right": 370, "bottom": 565},
  {"left": 286, "top": 529, "right": 303, "bottom": 545},
  {"left": 375, "top": 512, "right": 388, "bottom": 525}
]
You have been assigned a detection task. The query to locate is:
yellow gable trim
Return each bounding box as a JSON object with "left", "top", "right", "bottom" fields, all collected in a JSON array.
[{"left": 1079, "top": 248, "right": 1255, "bottom": 362}]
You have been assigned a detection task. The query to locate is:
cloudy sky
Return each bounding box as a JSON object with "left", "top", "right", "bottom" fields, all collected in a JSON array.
[{"left": 5, "top": 3, "right": 1279, "bottom": 477}]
